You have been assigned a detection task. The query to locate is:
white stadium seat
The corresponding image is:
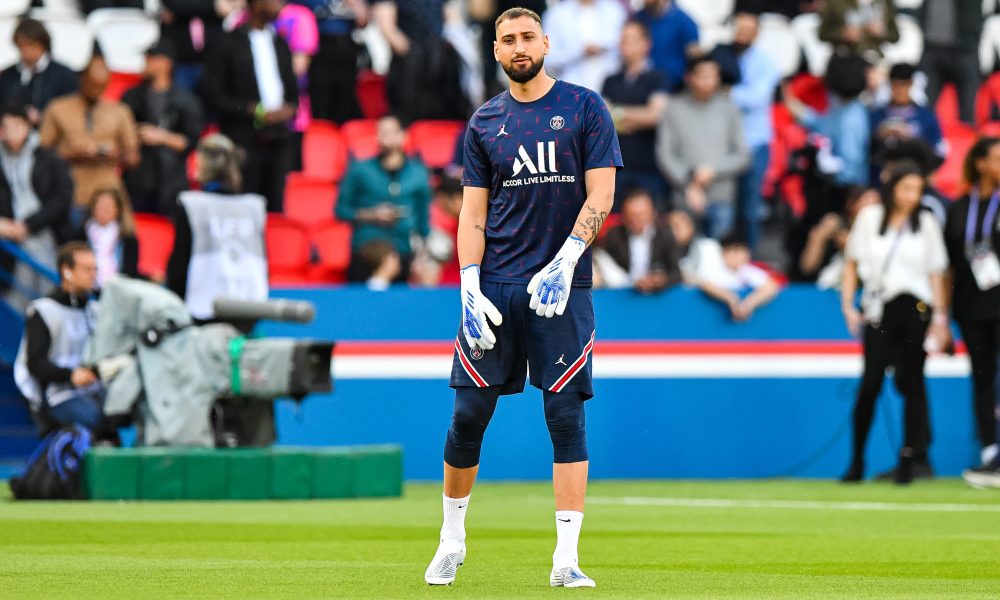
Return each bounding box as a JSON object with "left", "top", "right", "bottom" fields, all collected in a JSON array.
[
  {"left": 34, "top": 13, "right": 93, "bottom": 72},
  {"left": 698, "top": 23, "right": 734, "bottom": 51},
  {"left": 756, "top": 13, "right": 801, "bottom": 78},
  {"left": 981, "top": 14, "right": 1000, "bottom": 73},
  {"left": 790, "top": 13, "right": 831, "bottom": 76},
  {"left": 0, "top": 19, "right": 18, "bottom": 71},
  {"left": 893, "top": 0, "right": 924, "bottom": 10},
  {"left": 87, "top": 9, "right": 160, "bottom": 73},
  {"left": 0, "top": 0, "right": 31, "bottom": 19},
  {"left": 677, "top": 0, "right": 735, "bottom": 28},
  {"left": 880, "top": 14, "right": 923, "bottom": 67}
]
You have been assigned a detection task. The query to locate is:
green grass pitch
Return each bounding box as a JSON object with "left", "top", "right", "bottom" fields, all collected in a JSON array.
[{"left": 2, "top": 480, "right": 999, "bottom": 599}]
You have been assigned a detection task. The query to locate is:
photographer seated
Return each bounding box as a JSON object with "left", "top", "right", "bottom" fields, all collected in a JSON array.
[
  {"left": 14, "top": 241, "right": 103, "bottom": 432},
  {"left": 166, "top": 134, "right": 268, "bottom": 328}
]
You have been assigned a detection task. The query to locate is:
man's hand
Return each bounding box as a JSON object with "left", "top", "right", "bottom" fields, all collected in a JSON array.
[
  {"left": 138, "top": 124, "right": 167, "bottom": 146},
  {"left": 527, "top": 236, "right": 586, "bottom": 318},
  {"left": 372, "top": 204, "right": 399, "bottom": 227},
  {"left": 264, "top": 106, "right": 296, "bottom": 125},
  {"left": 692, "top": 165, "right": 715, "bottom": 187},
  {"left": 461, "top": 265, "right": 502, "bottom": 351},
  {"left": 684, "top": 183, "right": 708, "bottom": 214},
  {"left": 70, "top": 367, "right": 98, "bottom": 388}
]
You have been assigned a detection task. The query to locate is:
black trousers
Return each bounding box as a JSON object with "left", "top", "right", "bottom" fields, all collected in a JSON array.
[
  {"left": 957, "top": 319, "right": 1000, "bottom": 449},
  {"left": 243, "top": 138, "right": 291, "bottom": 213},
  {"left": 921, "top": 44, "right": 980, "bottom": 125},
  {"left": 308, "top": 34, "right": 362, "bottom": 124},
  {"left": 851, "top": 295, "right": 932, "bottom": 463}
]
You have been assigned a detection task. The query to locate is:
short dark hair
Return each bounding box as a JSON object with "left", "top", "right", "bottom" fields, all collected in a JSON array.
[
  {"left": 686, "top": 54, "right": 719, "bottom": 74},
  {"left": 495, "top": 7, "right": 543, "bottom": 31},
  {"left": 0, "top": 102, "right": 30, "bottom": 122},
  {"left": 622, "top": 187, "right": 654, "bottom": 205},
  {"left": 720, "top": 232, "right": 750, "bottom": 250},
  {"left": 13, "top": 18, "right": 51, "bottom": 53},
  {"left": 622, "top": 18, "right": 651, "bottom": 40},
  {"left": 57, "top": 241, "right": 93, "bottom": 276},
  {"left": 437, "top": 175, "right": 463, "bottom": 197},
  {"left": 888, "top": 63, "right": 917, "bottom": 82}
]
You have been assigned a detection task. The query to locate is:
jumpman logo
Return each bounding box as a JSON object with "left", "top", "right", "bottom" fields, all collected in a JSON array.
[
  {"left": 555, "top": 354, "right": 567, "bottom": 366},
  {"left": 498, "top": 124, "right": 510, "bottom": 137}
]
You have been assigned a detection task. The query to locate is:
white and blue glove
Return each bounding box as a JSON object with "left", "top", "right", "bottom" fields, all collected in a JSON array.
[
  {"left": 527, "top": 236, "right": 587, "bottom": 318},
  {"left": 460, "top": 265, "right": 503, "bottom": 351}
]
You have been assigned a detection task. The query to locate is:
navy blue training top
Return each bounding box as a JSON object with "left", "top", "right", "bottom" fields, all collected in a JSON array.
[{"left": 462, "top": 80, "right": 623, "bottom": 288}]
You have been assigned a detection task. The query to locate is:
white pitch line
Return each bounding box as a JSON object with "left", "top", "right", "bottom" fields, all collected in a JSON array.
[{"left": 587, "top": 496, "right": 1000, "bottom": 513}]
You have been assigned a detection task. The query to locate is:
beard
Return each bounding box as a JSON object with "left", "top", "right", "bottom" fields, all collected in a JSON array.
[{"left": 503, "top": 55, "right": 544, "bottom": 84}]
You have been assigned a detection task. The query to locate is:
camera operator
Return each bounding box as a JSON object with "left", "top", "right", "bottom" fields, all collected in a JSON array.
[{"left": 14, "top": 241, "right": 103, "bottom": 431}]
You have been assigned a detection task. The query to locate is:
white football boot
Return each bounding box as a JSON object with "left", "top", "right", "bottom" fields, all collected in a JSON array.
[
  {"left": 549, "top": 564, "right": 596, "bottom": 588},
  {"left": 424, "top": 541, "right": 466, "bottom": 585}
]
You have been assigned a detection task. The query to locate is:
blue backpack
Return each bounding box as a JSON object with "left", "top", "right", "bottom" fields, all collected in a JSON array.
[{"left": 9, "top": 425, "right": 92, "bottom": 500}]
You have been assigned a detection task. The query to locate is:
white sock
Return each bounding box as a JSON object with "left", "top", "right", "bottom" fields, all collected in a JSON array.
[
  {"left": 982, "top": 444, "right": 999, "bottom": 466},
  {"left": 552, "top": 510, "right": 584, "bottom": 568},
  {"left": 440, "top": 493, "right": 470, "bottom": 546}
]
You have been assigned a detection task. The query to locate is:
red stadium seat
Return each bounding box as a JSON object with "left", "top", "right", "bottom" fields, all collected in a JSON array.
[
  {"left": 302, "top": 120, "right": 349, "bottom": 182},
  {"left": 340, "top": 119, "right": 380, "bottom": 161},
  {"left": 934, "top": 123, "right": 977, "bottom": 199},
  {"left": 936, "top": 84, "right": 961, "bottom": 135},
  {"left": 133, "top": 213, "right": 174, "bottom": 281},
  {"left": 975, "top": 73, "right": 1000, "bottom": 129},
  {"left": 284, "top": 175, "right": 339, "bottom": 228},
  {"left": 266, "top": 214, "right": 313, "bottom": 284},
  {"left": 309, "top": 219, "right": 352, "bottom": 283},
  {"left": 404, "top": 120, "right": 465, "bottom": 168},
  {"left": 103, "top": 71, "right": 143, "bottom": 102}
]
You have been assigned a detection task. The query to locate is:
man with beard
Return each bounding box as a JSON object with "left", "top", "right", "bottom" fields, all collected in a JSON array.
[{"left": 423, "top": 7, "right": 622, "bottom": 589}]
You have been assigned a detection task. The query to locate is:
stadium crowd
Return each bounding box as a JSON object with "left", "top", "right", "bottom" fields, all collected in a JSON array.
[{"left": 2, "top": 1, "right": 1000, "bottom": 482}]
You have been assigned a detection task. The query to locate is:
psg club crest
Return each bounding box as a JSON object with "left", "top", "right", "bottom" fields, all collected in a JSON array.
[
  {"left": 471, "top": 347, "right": 485, "bottom": 361},
  {"left": 550, "top": 115, "right": 565, "bottom": 130}
]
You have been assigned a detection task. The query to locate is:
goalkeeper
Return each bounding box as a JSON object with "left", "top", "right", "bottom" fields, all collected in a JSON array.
[{"left": 424, "top": 7, "right": 622, "bottom": 589}]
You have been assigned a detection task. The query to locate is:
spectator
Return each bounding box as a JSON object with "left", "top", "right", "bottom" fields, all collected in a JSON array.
[
  {"left": 657, "top": 55, "right": 750, "bottom": 239},
  {"left": 943, "top": 137, "right": 1000, "bottom": 469},
  {"left": 39, "top": 57, "right": 141, "bottom": 213},
  {"left": 602, "top": 19, "right": 670, "bottom": 210},
  {"left": 869, "top": 63, "right": 945, "bottom": 182},
  {"left": 121, "top": 40, "right": 204, "bottom": 216},
  {"left": 372, "top": 0, "right": 469, "bottom": 124},
  {"left": 696, "top": 232, "right": 781, "bottom": 322},
  {"left": 0, "top": 19, "right": 78, "bottom": 126},
  {"left": 231, "top": 1, "right": 320, "bottom": 170},
  {"left": 596, "top": 188, "right": 681, "bottom": 293},
  {"left": 203, "top": 0, "right": 298, "bottom": 213},
  {"left": 355, "top": 239, "right": 402, "bottom": 290},
  {"left": 413, "top": 175, "right": 463, "bottom": 287},
  {"left": 13, "top": 242, "right": 103, "bottom": 431},
  {"left": 919, "top": 0, "right": 982, "bottom": 126},
  {"left": 667, "top": 207, "right": 717, "bottom": 284},
  {"left": 0, "top": 103, "right": 74, "bottom": 304},
  {"left": 819, "top": 0, "right": 898, "bottom": 62},
  {"left": 799, "top": 186, "right": 880, "bottom": 288},
  {"left": 336, "top": 115, "right": 431, "bottom": 283},
  {"left": 840, "top": 162, "right": 950, "bottom": 484},
  {"left": 543, "top": 0, "right": 626, "bottom": 93},
  {"left": 84, "top": 188, "right": 140, "bottom": 287},
  {"left": 166, "top": 134, "right": 268, "bottom": 322},
  {"left": 634, "top": 0, "right": 699, "bottom": 92},
  {"left": 783, "top": 53, "right": 870, "bottom": 188},
  {"left": 290, "top": 0, "right": 367, "bottom": 124},
  {"left": 159, "top": 0, "right": 238, "bottom": 92},
  {"left": 716, "top": 2, "right": 782, "bottom": 252}
]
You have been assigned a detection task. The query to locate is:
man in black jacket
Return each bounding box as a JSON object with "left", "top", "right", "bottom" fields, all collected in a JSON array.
[
  {"left": 599, "top": 188, "right": 681, "bottom": 293},
  {"left": 122, "top": 40, "right": 204, "bottom": 215},
  {"left": 0, "top": 19, "right": 78, "bottom": 126},
  {"left": 203, "top": 0, "right": 298, "bottom": 212},
  {"left": 0, "top": 104, "right": 75, "bottom": 302}
]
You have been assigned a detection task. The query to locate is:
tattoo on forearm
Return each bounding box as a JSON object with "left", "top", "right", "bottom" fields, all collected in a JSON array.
[
  {"left": 572, "top": 204, "right": 608, "bottom": 245},
  {"left": 474, "top": 225, "right": 486, "bottom": 238}
]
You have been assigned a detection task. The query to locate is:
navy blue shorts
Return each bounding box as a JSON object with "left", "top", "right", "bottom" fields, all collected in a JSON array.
[{"left": 450, "top": 280, "right": 595, "bottom": 398}]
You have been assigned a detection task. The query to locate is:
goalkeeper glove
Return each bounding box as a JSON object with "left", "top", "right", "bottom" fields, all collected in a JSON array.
[
  {"left": 527, "top": 236, "right": 586, "bottom": 318},
  {"left": 460, "top": 265, "right": 503, "bottom": 351}
]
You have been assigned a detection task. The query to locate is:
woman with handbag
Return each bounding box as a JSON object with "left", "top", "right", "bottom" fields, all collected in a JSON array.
[{"left": 840, "top": 161, "right": 950, "bottom": 484}]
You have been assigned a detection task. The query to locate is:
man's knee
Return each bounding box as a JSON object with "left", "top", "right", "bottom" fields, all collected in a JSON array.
[
  {"left": 443, "top": 388, "right": 497, "bottom": 469},
  {"left": 543, "top": 391, "right": 588, "bottom": 464}
]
